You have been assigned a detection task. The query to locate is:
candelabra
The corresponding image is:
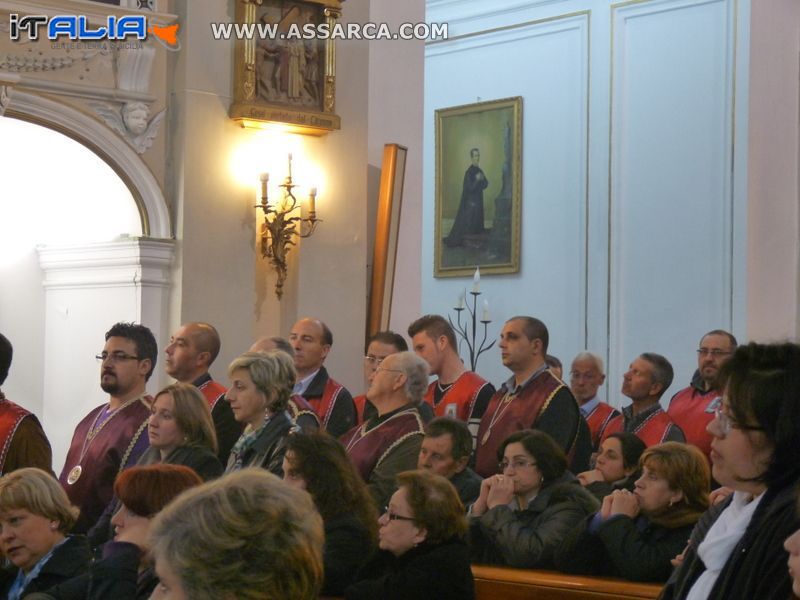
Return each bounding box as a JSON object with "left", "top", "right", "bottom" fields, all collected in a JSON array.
[
  {"left": 449, "top": 268, "right": 494, "bottom": 372},
  {"left": 255, "top": 154, "right": 321, "bottom": 299}
]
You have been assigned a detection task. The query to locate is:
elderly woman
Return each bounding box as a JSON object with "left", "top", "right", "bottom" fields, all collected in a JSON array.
[
  {"left": 345, "top": 470, "right": 474, "bottom": 600},
  {"left": 0, "top": 468, "right": 90, "bottom": 599},
  {"left": 44, "top": 464, "right": 202, "bottom": 599},
  {"left": 556, "top": 442, "right": 710, "bottom": 582},
  {"left": 148, "top": 468, "right": 324, "bottom": 600},
  {"left": 283, "top": 432, "right": 378, "bottom": 595},
  {"left": 470, "top": 429, "right": 599, "bottom": 568},
  {"left": 577, "top": 432, "right": 647, "bottom": 502},
  {"left": 661, "top": 342, "right": 800, "bottom": 600},
  {"left": 225, "top": 351, "right": 297, "bottom": 476}
]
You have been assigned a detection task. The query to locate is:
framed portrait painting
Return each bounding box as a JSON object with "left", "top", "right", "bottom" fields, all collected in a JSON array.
[
  {"left": 229, "top": 0, "right": 342, "bottom": 135},
  {"left": 434, "top": 97, "right": 522, "bottom": 277}
]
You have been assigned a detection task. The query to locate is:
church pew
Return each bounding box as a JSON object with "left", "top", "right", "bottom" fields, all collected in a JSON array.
[{"left": 472, "top": 565, "right": 663, "bottom": 600}]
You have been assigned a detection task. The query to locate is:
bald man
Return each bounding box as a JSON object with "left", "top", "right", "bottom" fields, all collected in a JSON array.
[
  {"left": 164, "top": 322, "right": 241, "bottom": 464},
  {"left": 289, "top": 318, "right": 355, "bottom": 437}
]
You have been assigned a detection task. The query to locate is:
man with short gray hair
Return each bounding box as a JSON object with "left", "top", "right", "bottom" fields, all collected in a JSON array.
[
  {"left": 569, "top": 351, "right": 620, "bottom": 451},
  {"left": 601, "top": 353, "right": 685, "bottom": 447},
  {"left": 341, "top": 351, "right": 427, "bottom": 508}
]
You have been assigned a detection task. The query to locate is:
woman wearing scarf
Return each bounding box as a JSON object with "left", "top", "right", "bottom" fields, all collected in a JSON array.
[
  {"left": 224, "top": 351, "right": 297, "bottom": 476},
  {"left": 556, "top": 442, "right": 709, "bottom": 582},
  {"left": 660, "top": 342, "right": 800, "bottom": 600}
]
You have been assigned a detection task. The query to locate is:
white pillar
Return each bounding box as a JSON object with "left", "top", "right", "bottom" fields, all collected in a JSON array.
[{"left": 37, "top": 237, "right": 174, "bottom": 471}]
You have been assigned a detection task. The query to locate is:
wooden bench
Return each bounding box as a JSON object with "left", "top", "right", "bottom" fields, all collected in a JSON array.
[{"left": 472, "top": 565, "right": 663, "bottom": 600}]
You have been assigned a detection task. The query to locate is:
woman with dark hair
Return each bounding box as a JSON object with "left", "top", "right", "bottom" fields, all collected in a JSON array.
[
  {"left": 556, "top": 442, "right": 710, "bottom": 582},
  {"left": 283, "top": 432, "right": 378, "bottom": 595},
  {"left": 0, "top": 469, "right": 90, "bottom": 599},
  {"left": 44, "top": 464, "right": 202, "bottom": 599},
  {"left": 345, "top": 470, "right": 474, "bottom": 600},
  {"left": 577, "top": 432, "right": 646, "bottom": 502},
  {"left": 469, "top": 429, "right": 598, "bottom": 568},
  {"left": 225, "top": 351, "right": 297, "bottom": 476},
  {"left": 661, "top": 342, "right": 800, "bottom": 600}
]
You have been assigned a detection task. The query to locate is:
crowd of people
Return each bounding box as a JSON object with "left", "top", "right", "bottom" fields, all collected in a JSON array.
[{"left": 0, "top": 315, "right": 799, "bottom": 599}]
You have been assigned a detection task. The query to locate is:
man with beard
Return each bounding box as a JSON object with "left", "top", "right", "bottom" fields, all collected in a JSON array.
[
  {"left": 59, "top": 322, "right": 155, "bottom": 533},
  {"left": 668, "top": 330, "right": 737, "bottom": 462}
]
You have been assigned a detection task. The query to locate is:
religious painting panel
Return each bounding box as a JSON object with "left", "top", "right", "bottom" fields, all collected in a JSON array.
[{"left": 434, "top": 97, "right": 522, "bottom": 277}]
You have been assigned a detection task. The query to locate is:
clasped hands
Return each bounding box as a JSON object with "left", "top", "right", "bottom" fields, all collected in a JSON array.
[
  {"left": 471, "top": 474, "right": 515, "bottom": 516},
  {"left": 599, "top": 488, "right": 640, "bottom": 521}
]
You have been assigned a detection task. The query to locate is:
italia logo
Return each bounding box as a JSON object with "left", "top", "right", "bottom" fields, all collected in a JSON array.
[{"left": 8, "top": 14, "right": 180, "bottom": 50}]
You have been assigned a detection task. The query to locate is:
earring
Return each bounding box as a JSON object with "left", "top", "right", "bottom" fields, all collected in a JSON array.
[{"left": 50, "top": 523, "right": 58, "bottom": 530}]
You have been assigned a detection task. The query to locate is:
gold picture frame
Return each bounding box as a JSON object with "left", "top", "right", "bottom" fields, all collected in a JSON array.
[
  {"left": 434, "top": 97, "right": 522, "bottom": 277},
  {"left": 230, "top": 0, "right": 342, "bottom": 136},
  {"left": 367, "top": 144, "right": 407, "bottom": 340}
]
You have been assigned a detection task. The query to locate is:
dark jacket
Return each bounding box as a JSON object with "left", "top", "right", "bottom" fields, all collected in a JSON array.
[
  {"left": 583, "top": 472, "right": 639, "bottom": 503},
  {"left": 0, "top": 535, "right": 91, "bottom": 597},
  {"left": 659, "top": 481, "right": 800, "bottom": 600},
  {"left": 555, "top": 513, "right": 694, "bottom": 582},
  {"left": 470, "top": 472, "right": 599, "bottom": 568},
  {"left": 41, "top": 541, "right": 156, "bottom": 600},
  {"left": 225, "top": 411, "right": 294, "bottom": 477},
  {"left": 451, "top": 467, "right": 483, "bottom": 507},
  {"left": 323, "top": 512, "right": 375, "bottom": 596},
  {"left": 345, "top": 537, "right": 474, "bottom": 600}
]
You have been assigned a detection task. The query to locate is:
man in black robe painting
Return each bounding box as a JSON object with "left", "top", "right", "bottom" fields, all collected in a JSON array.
[{"left": 445, "top": 148, "right": 488, "bottom": 247}]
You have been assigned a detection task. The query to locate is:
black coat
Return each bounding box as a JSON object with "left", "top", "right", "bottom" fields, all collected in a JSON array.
[
  {"left": 345, "top": 537, "right": 474, "bottom": 600},
  {"left": 659, "top": 480, "right": 800, "bottom": 600},
  {"left": 555, "top": 513, "right": 694, "bottom": 582},
  {"left": 322, "top": 512, "right": 375, "bottom": 596},
  {"left": 470, "top": 473, "right": 599, "bottom": 568},
  {"left": 225, "top": 411, "right": 294, "bottom": 477},
  {"left": 0, "top": 536, "right": 91, "bottom": 597}
]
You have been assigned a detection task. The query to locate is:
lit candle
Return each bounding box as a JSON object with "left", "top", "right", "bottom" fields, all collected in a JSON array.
[
  {"left": 472, "top": 266, "right": 481, "bottom": 293},
  {"left": 482, "top": 299, "right": 490, "bottom": 321},
  {"left": 308, "top": 187, "right": 317, "bottom": 216},
  {"left": 259, "top": 172, "right": 269, "bottom": 203}
]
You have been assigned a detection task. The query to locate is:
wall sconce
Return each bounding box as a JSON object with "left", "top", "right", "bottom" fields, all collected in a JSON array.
[{"left": 256, "top": 153, "right": 321, "bottom": 299}]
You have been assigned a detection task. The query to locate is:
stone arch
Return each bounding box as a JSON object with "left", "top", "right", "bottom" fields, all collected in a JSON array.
[{"left": 5, "top": 90, "right": 171, "bottom": 238}]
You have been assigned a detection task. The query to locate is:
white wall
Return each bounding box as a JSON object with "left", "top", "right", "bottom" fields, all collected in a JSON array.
[
  {"left": 423, "top": 0, "right": 752, "bottom": 405},
  {"left": 0, "top": 117, "right": 142, "bottom": 412}
]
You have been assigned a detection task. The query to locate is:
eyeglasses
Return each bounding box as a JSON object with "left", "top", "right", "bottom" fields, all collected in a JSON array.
[
  {"left": 499, "top": 459, "right": 537, "bottom": 471},
  {"left": 96, "top": 351, "right": 141, "bottom": 363},
  {"left": 712, "top": 406, "right": 765, "bottom": 437},
  {"left": 364, "top": 355, "right": 386, "bottom": 367},
  {"left": 374, "top": 366, "right": 404, "bottom": 375},
  {"left": 382, "top": 506, "right": 415, "bottom": 522},
  {"left": 569, "top": 371, "right": 598, "bottom": 381},
  {"left": 697, "top": 349, "right": 732, "bottom": 357}
]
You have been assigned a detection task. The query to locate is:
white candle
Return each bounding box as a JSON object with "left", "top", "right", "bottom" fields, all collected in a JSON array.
[
  {"left": 259, "top": 172, "right": 269, "bottom": 202},
  {"left": 472, "top": 267, "right": 481, "bottom": 293},
  {"left": 456, "top": 292, "right": 464, "bottom": 310},
  {"left": 308, "top": 187, "right": 317, "bottom": 215},
  {"left": 482, "top": 299, "right": 490, "bottom": 321}
]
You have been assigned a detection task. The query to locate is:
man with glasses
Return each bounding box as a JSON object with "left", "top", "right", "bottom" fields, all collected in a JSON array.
[
  {"left": 59, "top": 322, "right": 155, "bottom": 533},
  {"left": 668, "top": 330, "right": 737, "bottom": 461},
  {"left": 408, "top": 315, "right": 494, "bottom": 449},
  {"left": 289, "top": 317, "right": 355, "bottom": 437},
  {"left": 569, "top": 351, "right": 620, "bottom": 452},
  {"left": 341, "top": 351, "right": 427, "bottom": 508},
  {"left": 353, "top": 330, "right": 411, "bottom": 425}
]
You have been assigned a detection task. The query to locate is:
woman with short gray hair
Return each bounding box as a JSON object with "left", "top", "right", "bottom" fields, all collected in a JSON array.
[{"left": 224, "top": 350, "right": 297, "bottom": 476}]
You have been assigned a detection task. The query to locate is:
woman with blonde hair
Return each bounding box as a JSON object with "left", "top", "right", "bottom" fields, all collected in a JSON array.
[
  {"left": 224, "top": 351, "right": 297, "bottom": 475},
  {"left": 556, "top": 441, "right": 710, "bottom": 582},
  {"left": 345, "top": 470, "right": 474, "bottom": 600},
  {"left": 148, "top": 468, "right": 324, "bottom": 600},
  {"left": 0, "top": 468, "right": 90, "bottom": 598}
]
